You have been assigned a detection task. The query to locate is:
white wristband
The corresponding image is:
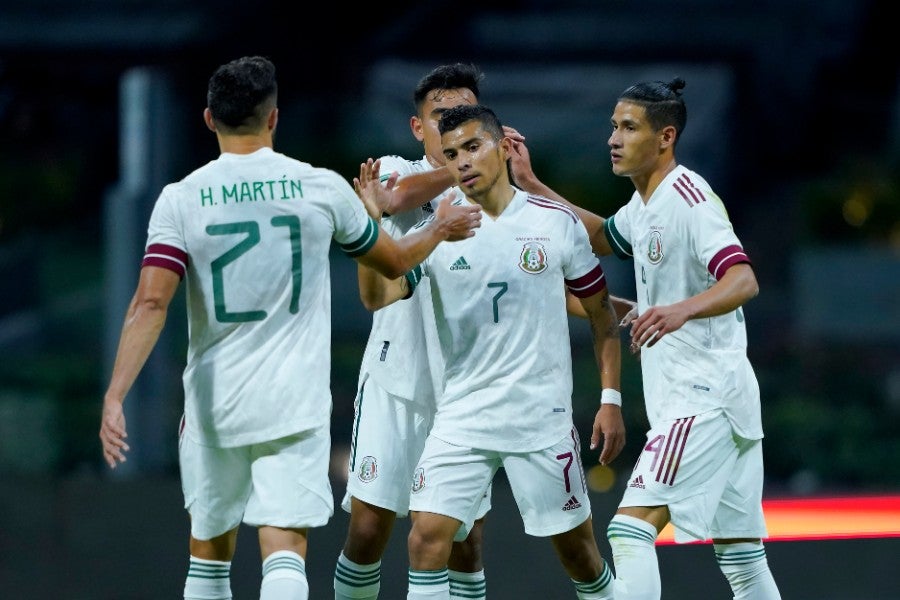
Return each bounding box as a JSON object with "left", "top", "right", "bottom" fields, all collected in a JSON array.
[{"left": 601, "top": 389, "right": 622, "bottom": 407}]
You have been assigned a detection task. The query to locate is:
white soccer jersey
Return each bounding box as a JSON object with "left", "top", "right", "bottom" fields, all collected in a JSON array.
[
  {"left": 412, "top": 189, "right": 608, "bottom": 453},
  {"left": 604, "top": 165, "right": 763, "bottom": 439},
  {"left": 143, "top": 147, "right": 378, "bottom": 447},
  {"left": 358, "top": 155, "right": 457, "bottom": 404}
]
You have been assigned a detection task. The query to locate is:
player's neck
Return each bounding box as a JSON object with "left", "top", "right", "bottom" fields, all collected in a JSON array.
[
  {"left": 476, "top": 183, "right": 516, "bottom": 219},
  {"left": 634, "top": 158, "right": 677, "bottom": 203},
  {"left": 217, "top": 133, "right": 273, "bottom": 155}
]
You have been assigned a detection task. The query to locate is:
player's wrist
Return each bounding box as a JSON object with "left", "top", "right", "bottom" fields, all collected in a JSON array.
[{"left": 600, "top": 388, "right": 622, "bottom": 406}]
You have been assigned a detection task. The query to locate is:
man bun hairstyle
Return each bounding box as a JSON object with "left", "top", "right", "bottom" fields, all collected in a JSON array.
[{"left": 619, "top": 76, "right": 687, "bottom": 139}]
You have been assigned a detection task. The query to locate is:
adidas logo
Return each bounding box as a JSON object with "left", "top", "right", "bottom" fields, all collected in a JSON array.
[
  {"left": 562, "top": 495, "right": 582, "bottom": 511},
  {"left": 629, "top": 475, "right": 645, "bottom": 489},
  {"left": 449, "top": 256, "right": 471, "bottom": 271}
]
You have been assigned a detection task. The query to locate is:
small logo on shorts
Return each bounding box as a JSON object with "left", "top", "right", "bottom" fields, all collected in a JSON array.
[
  {"left": 629, "top": 474, "right": 645, "bottom": 489},
  {"left": 357, "top": 456, "right": 378, "bottom": 482},
  {"left": 562, "top": 495, "right": 582, "bottom": 511},
  {"left": 411, "top": 467, "right": 425, "bottom": 493}
]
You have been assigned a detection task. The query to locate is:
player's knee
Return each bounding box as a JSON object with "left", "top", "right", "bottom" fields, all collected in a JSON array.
[{"left": 408, "top": 526, "right": 453, "bottom": 566}]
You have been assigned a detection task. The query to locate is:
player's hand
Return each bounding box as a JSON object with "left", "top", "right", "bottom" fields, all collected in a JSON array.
[
  {"left": 433, "top": 193, "right": 481, "bottom": 241},
  {"left": 99, "top": 398, "right": 130, "bottom": 469},
  {"left": 353, "top": 158, "right": 397, "bottom": 220},
  {"left": 506, "top": 136, "right": 535, "bottom": 190},
  {"left": 590, "top": 403, "right": 625, "bottom": 466},
  {"left": 630, "top": 304, "right": 689, "bottom": 349},
  {"left": 617, "top": 302, "right": 641, "bottom": 356},
  {"left": 502, "top": 125, "right": 526, "bottom": 144}
]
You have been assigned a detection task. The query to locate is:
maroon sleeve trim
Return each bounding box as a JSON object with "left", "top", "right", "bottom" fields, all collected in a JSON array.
[
  {"left": 565, "top": 263, "right": 608, "bottom": 298},
  {"left": 708, "top": 244, "right": 750, "bottom": 280},
  {"left": 142, "top": 243, "right": 189, "bottom": 278}
]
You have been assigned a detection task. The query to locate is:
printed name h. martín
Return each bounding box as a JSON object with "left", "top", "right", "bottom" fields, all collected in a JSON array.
[{"left": 199, "top": 178, "right": 303, "bottom": 207}]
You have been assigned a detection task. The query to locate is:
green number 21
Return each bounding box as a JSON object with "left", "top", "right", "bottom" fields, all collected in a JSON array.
[
  {"left": 487, "top": 281, "right": 508, "bottom": 323},
  {"left": 206, "top": 216, "right": 302, "bottom": 323}
]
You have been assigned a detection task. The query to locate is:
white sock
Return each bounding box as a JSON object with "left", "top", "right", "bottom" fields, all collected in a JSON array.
[
  {"left": 184, "top": 556, "right": 232, "bottom": 600},
  {"left": 572, "top": 559, "right": 615, "bottom": 599},
  {"left": 334, "top": 552, "right": 381, "bottom": 599},
  {"left": 408, "top": 568, "right": 450, "bottom": 600},
  {"left": 715, "top": 542, "right": 782, "bottom": 599},
  {"left": 448, "top": 568, "right": 485, "bottom": 599},
  {"left": 260, "top": 550, "right": 308, "bottom": 600},
  {"left": 607, "top": 514, "right": 661, "bottom": 599}
]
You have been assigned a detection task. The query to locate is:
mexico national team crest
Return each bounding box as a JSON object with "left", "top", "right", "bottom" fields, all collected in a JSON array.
[
  {"left": 647, "top": 230, "right": 664, "bottom": 265},
  {"left": 357, "top": 455, "right": 378, "bottom": 482},
  {"left": 411, "top": 467, "right": 426, "bottom": 493},
  {"left": 519, "top": 242, "right": 548, "bottom": 274}
]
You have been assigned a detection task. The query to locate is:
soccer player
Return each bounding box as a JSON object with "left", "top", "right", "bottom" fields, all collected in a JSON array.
[
  {"left": 358, "top": 104, "right": 626, "bottom": 600},
  {"left": 97, "top": 55, "right": 481, "bottom": 600},
  {"left": 596, "top": 77, "right": 782, "bottom": 599},
  {"left": 334, "top": 63, "right": 633, "bottom": 600}
]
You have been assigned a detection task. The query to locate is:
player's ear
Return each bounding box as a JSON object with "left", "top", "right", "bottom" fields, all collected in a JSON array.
[
  {"left": 203, "top": 108, "right": 216, "bottom": 132},
  {"left": 659, "top": 125, "right": 677, "bottom": 149},
  {"left": 411, "top": 115, "right": 425, "bottom": 142},
  {"left": 268, "top": 107, "right": 278, "bottom": 131},
  {"left": 498, "top": 135, "right": 513, "bottom": 160}
]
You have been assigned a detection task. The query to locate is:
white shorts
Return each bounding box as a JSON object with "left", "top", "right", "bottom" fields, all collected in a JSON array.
[
  {"left": 341, "top": 373, "right": 491, "bottom": 520},
  {"left": 410, "top": 428, "right": 591, "bottom": 538},
  {"left": 618, "top": 409, "right": 768, "bottom": 543},
  {"left": 179, "top": 424, "right": 334, "bottom": 541}
]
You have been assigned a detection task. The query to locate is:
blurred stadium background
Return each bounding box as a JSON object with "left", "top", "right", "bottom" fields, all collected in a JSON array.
[{"left": 0, "top": 1, "right": 898, "bottom": 597}]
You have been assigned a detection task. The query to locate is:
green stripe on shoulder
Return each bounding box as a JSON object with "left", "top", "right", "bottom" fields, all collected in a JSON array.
[
  {"left": 340, "top": 217, "right": 379, "bottom": 257},
  {"left": 604, "top": 216, "right": 632, "bottom": 259}
]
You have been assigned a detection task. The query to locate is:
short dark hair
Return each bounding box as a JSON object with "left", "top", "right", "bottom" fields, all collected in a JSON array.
[
  {"left": 207, "top": 56, "right": 277, "bottom": 131},
  {"left": 413, "top": 63, "right": 484, "bottom": 113},
  {"left": 619, "top": 77, "right": 687, "bottom": 141},
  {"left": 438, "top": 104, "right": 504, "bottom": 140}
]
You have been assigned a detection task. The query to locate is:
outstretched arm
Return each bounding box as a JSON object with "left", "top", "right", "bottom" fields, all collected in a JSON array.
[
  {"left": 507, "top": 135, "right": 614, "bottom": 256},
  {"left": 99, "top": 266, "right": 180, "bottom": 469},
  {"left": 352, "top": 159, "right": 481, "bottom": 280},
  {"left": 379, "top": 126, "right": 528, "bottom": 215},
  {"left": 380, "top": 168, "right": 455, "bottom": 216},
  {"left": 579, "top": 288, "right": 626, "bottom": 466},
  {"left": 352, "top": 159, "right": 471, "bottom": 309},
  {"left": 630, "top": 263, "right": 758, "bottom": 349}
]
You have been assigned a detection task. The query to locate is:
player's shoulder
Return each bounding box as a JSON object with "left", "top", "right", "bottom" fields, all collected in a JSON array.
[
  {"left": 377, "top": 154, "right": 430, "bottom": 176},
  {"left": 522, "top": 192, "right": 579, "bottom": 223},
  {"left": 656, "top": 166, "right": 716, "bottom": 211}
]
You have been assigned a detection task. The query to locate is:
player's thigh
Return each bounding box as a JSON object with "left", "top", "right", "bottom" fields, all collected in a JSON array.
[
  {"left": 180, "top": 434, "right": 251, "bottom": 541},
  {"left": 619, "top": 409, "right": 739, "bottom": 542},
  {"left": 409, "top": 435, "right": 497, "bottom": 535},
  {"left": 709, "top": 437, "right": 768, "bottom": 539},
  {"left": 503, "top": 427, "right": 593, "bottom": 537},
  {"left": 343, "top": 376, "right": 432, "bottom": 516},
  {"left": 244, "top": 425, "right": 334, "bottom": 530}
]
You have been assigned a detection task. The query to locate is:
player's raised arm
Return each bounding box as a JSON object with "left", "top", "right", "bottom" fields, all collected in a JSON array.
[
  {"left": 381, "top": 168, "right": 456, "bottom": 216},
  {"left": 506, "top": 133, "right": 614, "bottom": 256},
  {"left": 356, "top": 190, "right": 480, "bottom": 281}
]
